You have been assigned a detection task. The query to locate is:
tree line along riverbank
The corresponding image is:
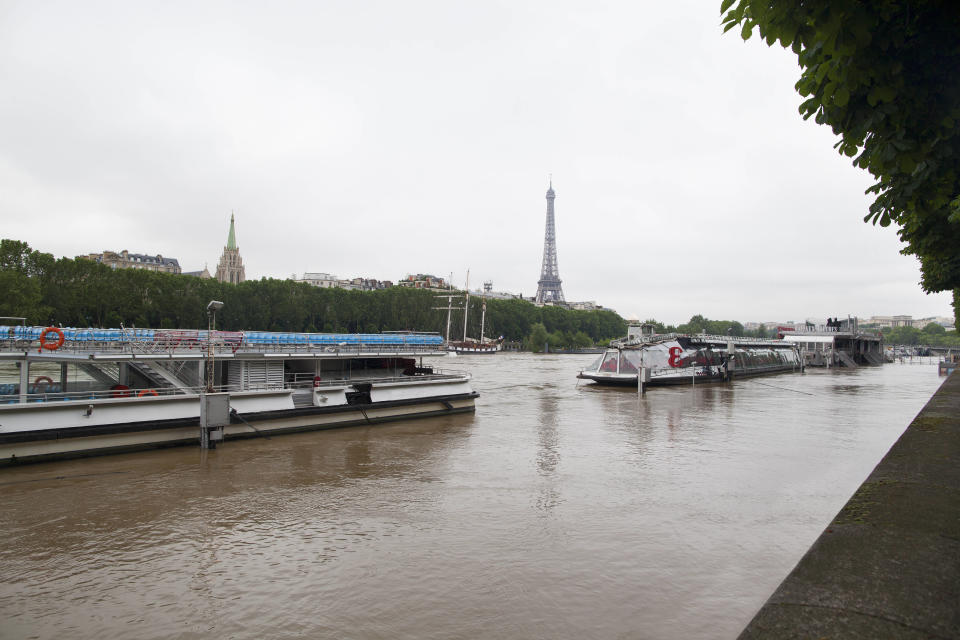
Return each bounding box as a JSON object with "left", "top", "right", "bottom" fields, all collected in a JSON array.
[{"left": 0, "top": 239, "right": 627, "bottom": 349}]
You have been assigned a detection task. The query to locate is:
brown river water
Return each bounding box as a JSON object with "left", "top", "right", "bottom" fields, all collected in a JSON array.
[{"left": 0, "top": 354, "right": 946, "bottom": 639}]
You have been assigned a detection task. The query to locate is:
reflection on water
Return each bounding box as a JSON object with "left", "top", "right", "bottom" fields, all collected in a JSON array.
[
  {"left": 535, "top": 384, "right": 561, "bottom": 513},
  {"left": 0, "top": 356, "right": 945, "bottom": 640}
]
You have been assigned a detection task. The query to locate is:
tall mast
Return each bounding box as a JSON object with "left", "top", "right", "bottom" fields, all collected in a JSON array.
[
  {"left": 432, "top": 288, "right": 460, "bottom": 345},
  {"left": 444, "top": 294, "right": 452, "bottom": 343},
  {"left": 479, "top": 296, "right": 487, "bottom": 345},
  {"left": 462, "top": 269, "right": 470, "bottom": 341}
]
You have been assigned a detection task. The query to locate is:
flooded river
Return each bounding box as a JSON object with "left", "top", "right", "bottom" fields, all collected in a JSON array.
[{"left": 0, "top": 355, "right": 946, "bottom": 639}]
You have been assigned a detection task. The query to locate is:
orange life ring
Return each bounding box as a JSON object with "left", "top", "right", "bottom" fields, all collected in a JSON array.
[
  {"left": 137, "top": 389, "right": 159, "bottom": 397},
  {"left": 110, "top": 384, "right": 131, "bottom": 398},
  {"left": 34, "top": 375, "right": 54, "bottom": 386},
  {"left": 39, "top": 327, "right": 65, "bottom": 353}
]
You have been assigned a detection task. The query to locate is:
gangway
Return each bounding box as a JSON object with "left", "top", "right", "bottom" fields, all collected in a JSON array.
[{"left": 837, "top": 351, "right": 858, "bottom": 368}]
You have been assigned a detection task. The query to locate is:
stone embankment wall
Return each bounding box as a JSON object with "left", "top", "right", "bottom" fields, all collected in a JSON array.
[{"left": 739, "top": 371, "right": 960, "bottom": 639}]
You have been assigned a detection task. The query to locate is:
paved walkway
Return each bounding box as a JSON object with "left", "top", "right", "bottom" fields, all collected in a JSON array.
[{"left": 739, "top": 371, "right": 960, "bottom": 639}]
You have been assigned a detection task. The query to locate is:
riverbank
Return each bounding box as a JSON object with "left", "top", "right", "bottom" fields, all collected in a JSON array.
[{"left": 739, "top": 370, "right": 960, "bottom": 639}]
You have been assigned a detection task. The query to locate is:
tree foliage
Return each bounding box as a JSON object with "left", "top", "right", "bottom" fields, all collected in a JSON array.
[
  {"left": 525, "top": 323, "right": 550, "bottom": 352},
  {"left": 721, "top": 0, "right": 960, "bottom": 303},
  {"left": 0, "top": 239, "right": 627, "bottom": 345},
  {"left": 675, "top": 314, "right": 745, "bottom": 337},
  {"left": 883, "top": 323, "right": 959, "bottom": 347}
]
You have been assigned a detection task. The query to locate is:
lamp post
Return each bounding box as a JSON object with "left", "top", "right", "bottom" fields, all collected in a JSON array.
[{"left": 206, "top": 300, "right": 224, "bottom": 392}]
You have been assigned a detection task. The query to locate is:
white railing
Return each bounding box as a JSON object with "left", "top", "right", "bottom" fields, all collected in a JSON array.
[
  {"left": 612, "top": 333, "right": 796, "bottom": 348},
  {"left": 1, "top": 369, "right": 472, "bottom": 405},
  {"left": 0, "top": 338, "right": 449, "bottom": 358}
]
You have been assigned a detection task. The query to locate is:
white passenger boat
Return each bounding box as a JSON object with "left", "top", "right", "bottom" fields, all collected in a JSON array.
[
  {"left": 577, "top": 330, "right": 802, "bottom": 387},
  {"left": 0, "top": 326, "right": 477, "bottom": 465}
]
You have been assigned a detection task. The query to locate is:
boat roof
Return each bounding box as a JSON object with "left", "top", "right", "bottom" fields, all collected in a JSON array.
[
  {"left": 780, "top": 335, "right": 836, "bottom": 344},
  {"left": 611, "top": 333, "right": 796, "bottom": 349},
  {"left": 0, "top": 326, "right": 446, "bottom": 361}
]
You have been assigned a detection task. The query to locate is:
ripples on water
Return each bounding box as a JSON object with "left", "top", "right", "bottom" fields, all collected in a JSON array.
[{"left": 0, "top": 356, "right": 945, "bottom": 639}]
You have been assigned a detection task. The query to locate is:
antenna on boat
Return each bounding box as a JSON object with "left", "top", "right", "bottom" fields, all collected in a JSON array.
[{"left": 206, "top": 300, "right": 224, "bottom": 392}]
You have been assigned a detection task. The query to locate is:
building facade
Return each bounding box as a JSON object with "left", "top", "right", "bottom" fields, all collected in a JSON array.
[
  {"left": 215, "top": 213, "right": 246, "bottom": 284},
  {"left": 183, "top": 267, "right": 212, "bottom": 279},
  {"left": 298, "top": 272, "right": 340, "bottom": 288},
  {"left": 294, "top": 272, "right": 392, "bottom": 291},
  {"left": 81, "top": 250, "right": 181, "bottom": 274},
  {"left": 398, "top": 274, "right": 448, "bottom": 290}
]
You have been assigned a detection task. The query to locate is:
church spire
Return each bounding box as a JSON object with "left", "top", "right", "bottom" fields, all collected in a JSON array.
[
  {"left": 227, "top": 212, "right": 237, "bottom": 250},
  {"left": 216, "top": 212, "right": 246, "bottom": 284}
]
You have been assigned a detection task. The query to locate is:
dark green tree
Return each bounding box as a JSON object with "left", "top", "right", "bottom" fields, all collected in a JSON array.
[
  {"left": 721, "top": 0, "right": 960, "bottom": 321},
  {"left": 884, "top": 325, "right": 921, "bottom": 345},
  {"left": 921, "top": 322, "right": 946, "bottom": 336},
  {"left": 677, "top": 315, "right": 744, "bottom": 336},
  {"left": 525, "top": 323, "right": 550, "bottom": 352},
  {"left": 1, "top": 238, "right": 631, "bottom": 343}
]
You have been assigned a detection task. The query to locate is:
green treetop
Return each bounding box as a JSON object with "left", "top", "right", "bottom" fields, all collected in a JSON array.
[{"left": 721, "top": 0, "right": 960, "bottom": 322}]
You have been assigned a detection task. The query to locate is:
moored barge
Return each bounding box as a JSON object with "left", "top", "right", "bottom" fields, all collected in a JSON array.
[
  {"left": 577, "top": 330, "right": 802, "bottom": 387},
  {"left": 0, "top": 326, "right": 477, "bottom": 465}
]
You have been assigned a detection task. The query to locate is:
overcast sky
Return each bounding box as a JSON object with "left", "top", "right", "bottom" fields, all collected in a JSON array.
[{"left": 0, "top": 0, "right": 952, "bottom": 325}]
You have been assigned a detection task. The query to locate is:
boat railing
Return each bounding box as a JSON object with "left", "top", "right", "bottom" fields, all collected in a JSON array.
[
  {"left": 783, "top": 326, "right": 881, "bottom": 337},
  {"left": 611, "top": 333, "right": 798, "bottom": 348},
  {"left": 0, "top": 386, "right": 194, "bottom": 405},
  {"left": 1, "top": 369, "right": 473, "bottom": 404},
  {"left": 0, "top": 336, "right": 449, "bottom": 357},
  {"left": 288, "top": 368, "right": 470, "bottom": 389}
]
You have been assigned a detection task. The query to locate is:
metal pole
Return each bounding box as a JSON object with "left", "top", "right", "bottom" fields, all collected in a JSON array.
[
  {"left": 205, "top": 300, "right": 223, "bottom": 392},
  {"left": 638, "top": 359, "right": 644, "bottom": 396},
  {"left": 18, "top": 360, "right": 28, "bottom": 404},
  {"left": 206, "top": 310, "right": 215, "bottom": 392},
  {"left": 691, "top": 348, "right": 695, "bottom": 387}
]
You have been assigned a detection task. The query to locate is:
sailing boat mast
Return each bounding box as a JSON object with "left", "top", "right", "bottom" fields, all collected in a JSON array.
[
  {"left": 462, "top": 269, "right": 470, "bottom": 341},
  {"left": 432, "top": 278, "right": 461, "bottom": 346},
  {"left": 444, "top": 293, "right": 453, "bottom": 343},
  {"left": 479, "top": 295, "right": 487, "bottom": 346}
]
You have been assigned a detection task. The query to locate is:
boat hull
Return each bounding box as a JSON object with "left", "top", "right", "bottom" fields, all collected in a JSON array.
[
  {"left": 577, "top": 333, "right": 803, "bottom": 388},
  {"left": 0, "top": 391, "right": 477, "bottom": 466},
  {"left": 578, "top": 364, "right": 798, "bottom": 387}
]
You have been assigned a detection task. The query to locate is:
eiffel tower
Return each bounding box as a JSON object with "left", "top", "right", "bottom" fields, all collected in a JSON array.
[{"left": 535, "top": 179, "right": 566, "bottom": 304}]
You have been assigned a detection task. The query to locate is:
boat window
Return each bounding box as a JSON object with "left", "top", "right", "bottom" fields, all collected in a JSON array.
[
  {"left": 587, "top": 356, "right": 603, "bottom": 371},
  {"left": 652, "top": 345, "right": 673, "bottom": 369},
  {"left": 621, "top": 350, "right": 645, "bottom": 371},
  {"left": 695, "top": 349, "right": 720, "bottom": 366},
  {"left": 599, "top": 352, "right": 619, "bottom": 372}
]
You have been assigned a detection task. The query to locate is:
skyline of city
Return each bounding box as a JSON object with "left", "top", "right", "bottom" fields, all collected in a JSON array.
[
  {"left": 61, "top": 231, "right": 954, "bottom": 329},
  {"left": 2, "top": 3, "right": 954, "bottom": 325}
]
